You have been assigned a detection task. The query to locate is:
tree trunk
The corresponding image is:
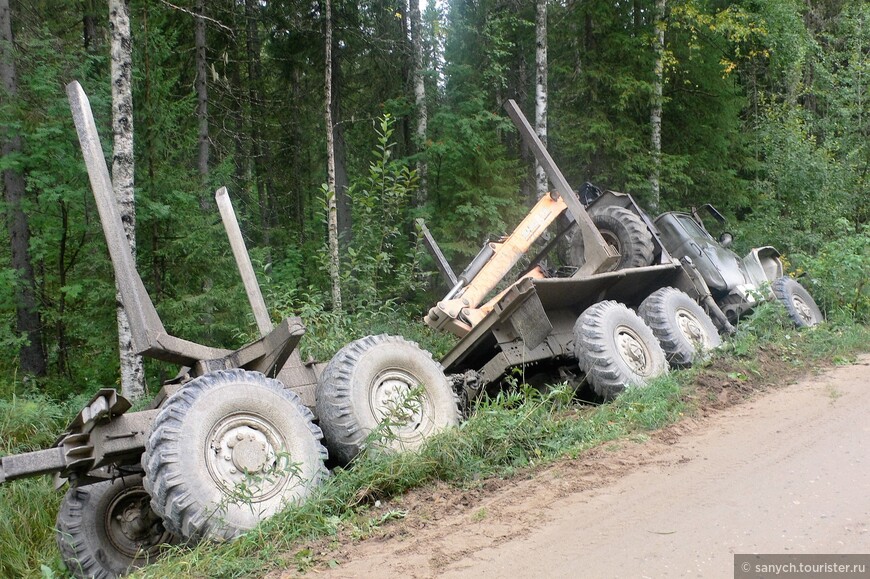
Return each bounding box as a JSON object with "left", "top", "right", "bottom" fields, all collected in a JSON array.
[
  {"left": 324, "top": 0, "right": 342, "bottom": 311},
  {"left": 195, "top": 0, "right": 209, "bottom": 185},
  {"left": 534, "top": 0, "right": 548, "bottom": 199},
  {"left": 110, "top": 0, "right": 145, "bottom": 400},
  {"left": 649, "top": 0, "right": 666, "bottom": 212},
  {"left": 245, "top": 0, "right": 270, "bottom": 246},
  {"left": 83, "top": 0, "right": 101, "bottom": 51},
  {"left": 331, "top": 44, "right": 351, "bottom": 246},
  {"left": 0, "top": 0, "right": 46, "bottom": 377},
  {"left": 409, "top": 0, "right": 428, "bottom": 204}
]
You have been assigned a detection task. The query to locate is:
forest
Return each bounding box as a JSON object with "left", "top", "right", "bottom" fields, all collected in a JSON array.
[{"left": 0, "top": 0, "right": 868, "bottom": 395}]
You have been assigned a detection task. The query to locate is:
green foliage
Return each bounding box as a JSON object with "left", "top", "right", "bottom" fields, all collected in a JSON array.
[
  {"left": 426, "top": 105, "right": 524, "bottom": 258},
  {"left": 740, "top": 102, "right": 850, "bottom": 251},
  {"left": 0, "top": 391, "right": 80, "bottom": 578},
  {"left": 342, "top": 115, "right": 428, "bottom": 307},
  {"left": 0, "top": 394, "right": 76, "bottom": 454},
  {"left": 267, "top": 283, "right": 455, "bottom": 363},
  {"left": 792, "top": 226, "right": 870, "bottom": 323}
]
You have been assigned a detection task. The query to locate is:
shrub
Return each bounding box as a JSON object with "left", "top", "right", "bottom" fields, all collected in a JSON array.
[{"left": 792, "top": 224, "right": 870, "bottom": 323}]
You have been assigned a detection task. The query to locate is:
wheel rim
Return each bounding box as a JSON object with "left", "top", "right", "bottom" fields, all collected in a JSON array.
[
  {"left": 675, "top": 307, "right": 708, "bottom": 349},
  {"left": 105, "top": 486, "right": 172, "bottom": 560},
  {"left": 600, "top": 230, "right": 621, "bottom": 253},
  {"left": 615, "top": 325, "right": 654, "bottom": 376},
  {"left": 368, "top": 369, "right": 431, "bottom": 442},
  {"left": 207, "top": 413, "right": 293, "bottom": 503},
  {"left": 791, "top": 295, "right": 815, "bottom": 324}
]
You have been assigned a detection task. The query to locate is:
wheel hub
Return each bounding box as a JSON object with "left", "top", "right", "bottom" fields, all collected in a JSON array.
[
  {"left": 675, "top": 308, "right": 705, "bottom": 347},
  {"left": 792, "top": 295, "right": 814, "bottom": 324},
  {"left": 600, "top": 230, "right": 621, "bottom": 253},
  {"left": 616, "top": 325, "right": 651, "bottom": 375},
  {"left": 106, "top": 487, "right": 171, "bottom": 559},
  {"left": 208, "top": 414, "right": 290, "bottom": 502},
  {"left": 369, "top": 370, "right": 427, "bottom": 440}
]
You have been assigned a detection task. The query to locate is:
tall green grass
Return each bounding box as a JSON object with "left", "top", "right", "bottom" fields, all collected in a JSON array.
[{"left": 0, "top": 393, "right": 79, "bottom": 578}]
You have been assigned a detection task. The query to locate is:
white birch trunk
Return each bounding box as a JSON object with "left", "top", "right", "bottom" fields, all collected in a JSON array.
[
  {"left": 324, "top": 0, "right": 342, "bottom": 311},
  {"left": 195, "top": 0, "right": 209, "bottom": 182},
  {"left": 409, "top": 0, "right": 428, "bottom": 204},
  {"left": 110, "top": 0, "right": 145, "bottom": 400},
  {"left": 650, "top": 0, "right": 666, "bottom": 212},
  {"left": 534, "top": 0, "right": 548, "bottom": 199}
]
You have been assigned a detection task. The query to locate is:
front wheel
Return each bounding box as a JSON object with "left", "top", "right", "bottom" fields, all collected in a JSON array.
[
  {"left": 639, "top": 287, "right": 722, "bottom": 368},
  {"left": 56, "top": 474, "right": 175, "bottom": 579},
  {"left": 573, "top": 301, "right": 668, "bottom": 400},
  {"left": 143, "top": 369, "right": 328, "bottom": 542},
  {"left": 316, "top": 334, "right": 460, "bottom": 465},
  {"left": 772, "top": 277, "right": 823, "bottom": 328}
]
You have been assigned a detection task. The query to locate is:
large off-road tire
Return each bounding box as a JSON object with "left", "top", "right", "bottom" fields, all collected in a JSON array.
[
  {"left": 560, "top": 205, "right": 654, "bottom": 271},
  {"left": 574, "top": 301, "right": 668, "bottom": 400},
  {"left": 772, "top": 277, "right": 823, "bottom": 328},
  {"left": 142, "top": 369, "right": 328, "bottom": 542},
  {"left": 56, "top": 474, "right": 175, "bottom": 579},
  {"left": 639, "top": 287, "right": 722, "bottom": 368},
  {"left": 316, "top": 334, "right": 460, "bottom": 465}
]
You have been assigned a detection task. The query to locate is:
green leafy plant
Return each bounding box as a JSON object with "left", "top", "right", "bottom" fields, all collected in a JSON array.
[{"left": 792, "top": 225, "right": 870, "bottom": 323}]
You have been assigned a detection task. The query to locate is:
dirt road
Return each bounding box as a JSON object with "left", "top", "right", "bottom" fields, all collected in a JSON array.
[{"left": 304, "top": 354, "right": 870, "bottom": 578}]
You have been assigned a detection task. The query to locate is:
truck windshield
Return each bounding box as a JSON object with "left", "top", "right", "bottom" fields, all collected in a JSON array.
[{"left": 675, "top": 214, "right": 712, "bottom": 243}]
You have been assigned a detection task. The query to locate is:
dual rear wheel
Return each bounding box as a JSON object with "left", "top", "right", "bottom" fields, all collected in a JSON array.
[{"left": 574, "top": 289, "right": 721, "bottom": 400}]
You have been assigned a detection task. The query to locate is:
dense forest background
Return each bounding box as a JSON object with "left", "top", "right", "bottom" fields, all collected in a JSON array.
[{"left": 0, "top": 0, "right": 867, "bottom": 395}]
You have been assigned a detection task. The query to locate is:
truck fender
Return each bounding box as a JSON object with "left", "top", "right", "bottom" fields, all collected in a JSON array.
[{"left": 742, "top": 246, "right": 783, "bottom": 295}]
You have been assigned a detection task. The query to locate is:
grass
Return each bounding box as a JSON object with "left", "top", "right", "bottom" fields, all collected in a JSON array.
[{"left": 1, "top": 305, "right": 868, "bottom": 578}]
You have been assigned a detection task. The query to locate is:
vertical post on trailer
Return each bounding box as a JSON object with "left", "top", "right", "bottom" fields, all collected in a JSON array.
[
  {"left": 503, "top": 99, "right": 619, "bottom": 275},
  {"left": 215, "top": 187, "right": 274, "bottom": 338}
]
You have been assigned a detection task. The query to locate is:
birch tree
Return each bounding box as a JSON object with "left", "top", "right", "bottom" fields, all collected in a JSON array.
[
  {"left": 324, "top": 0, "right": 342, "bottom": 311},
  {"left": 0, "top": 0, "right": 46, "bottom": 376},
  {"left": 110, "top": 0, "right": 145, "bottom": 400},
  {"left": 195, "top": 0, "right": 209, "bottom": 183},
  {"left": 650, "top": 0, "right": 666, "bottom": 211},
  {"left": 534, "top": 0, "right": 548, "bottom": 199},
  {"left": 409, "top": 0, "right": 428, "bottom": 203}
]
